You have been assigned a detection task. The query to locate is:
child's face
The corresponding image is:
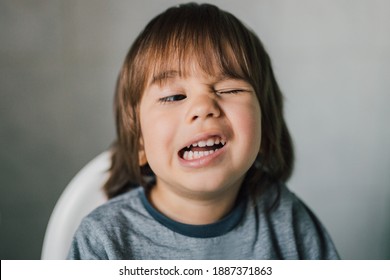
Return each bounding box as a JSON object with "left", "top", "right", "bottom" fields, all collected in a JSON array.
[{"left": 139, "top": 65, "right": 261, "bottom": 199}]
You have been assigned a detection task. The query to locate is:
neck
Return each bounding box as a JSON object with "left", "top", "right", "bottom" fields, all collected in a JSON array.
[{"left": 149, "top": 181, "right": 243, "bottom": 225}]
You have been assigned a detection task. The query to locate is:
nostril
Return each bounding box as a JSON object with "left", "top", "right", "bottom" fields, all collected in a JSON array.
[
  {"left": 187, "top": 96, "right": 221, "bottom": 122},
  {"left": 192, "top": 112, "right": 214, "bottom": 120}
]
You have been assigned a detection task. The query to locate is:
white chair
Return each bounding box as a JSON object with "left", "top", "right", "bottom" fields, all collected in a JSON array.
[{"left": 41, "top": 151, "right": 110, "bottom": 259}]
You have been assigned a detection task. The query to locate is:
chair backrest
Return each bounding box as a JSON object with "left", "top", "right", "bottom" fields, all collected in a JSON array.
[{"left": 41, "top": 151, "right": 110, "bottom": 259}]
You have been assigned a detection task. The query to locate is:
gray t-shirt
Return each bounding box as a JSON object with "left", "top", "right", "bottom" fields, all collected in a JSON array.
[{"left": 67, "top": 183, "right": 339, "bottom": 259}]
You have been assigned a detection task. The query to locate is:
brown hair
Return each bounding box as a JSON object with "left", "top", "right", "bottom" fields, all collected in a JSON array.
[{"left": 103, "top": 3, "right": 294, "bottom": 199}]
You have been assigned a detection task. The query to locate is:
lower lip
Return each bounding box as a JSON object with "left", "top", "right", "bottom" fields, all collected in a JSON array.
[{"left": 178, "top": 145, "right": 227, "bottom": 168}]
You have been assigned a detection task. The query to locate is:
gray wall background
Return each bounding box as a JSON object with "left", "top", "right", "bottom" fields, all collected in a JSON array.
[{"left": 1, "top": 0, "right": 389, "bottom": 259}]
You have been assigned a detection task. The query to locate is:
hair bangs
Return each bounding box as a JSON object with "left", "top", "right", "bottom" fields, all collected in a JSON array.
[{"left": 139, "top": 4, "right": 254, "bottom": 85}]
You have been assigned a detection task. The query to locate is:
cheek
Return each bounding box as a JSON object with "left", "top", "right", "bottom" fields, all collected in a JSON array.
[
  {"left": 140, "top": 111, "right": 178, "bottom": 165},
  {"left": 233, "top": 100, "right": 262, "bottom": 153}
]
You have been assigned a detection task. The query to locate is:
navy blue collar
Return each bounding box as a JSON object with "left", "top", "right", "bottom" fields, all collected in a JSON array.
[{"left": 140, "top": 190, "right": 247, "bottom": 238}]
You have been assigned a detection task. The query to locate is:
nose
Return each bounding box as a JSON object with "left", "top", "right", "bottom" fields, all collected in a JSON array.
[{"left": 186, "top": 94, "right": 221, "bottom": 123}]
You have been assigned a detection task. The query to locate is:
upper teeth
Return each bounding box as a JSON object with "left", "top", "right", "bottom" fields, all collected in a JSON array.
[{"left": 187, "top": 137, "right": 225, "bottom": 148}]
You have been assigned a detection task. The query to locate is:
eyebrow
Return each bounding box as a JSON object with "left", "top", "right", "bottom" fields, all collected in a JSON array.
[{"left": 149, "top": 70, "right": 180, "bottom": 86}]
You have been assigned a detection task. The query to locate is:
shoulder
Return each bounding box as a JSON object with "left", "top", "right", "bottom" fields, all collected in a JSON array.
[
  {"left": 86, "top": 186, "right": 145, "bottom": 221},
  {"left": 67, "top": 187, "right": 147, "bottom": 259},
  {"left": 253, "top": 183, "right": 340, "bottom": 259},
  {"left": 77, "top": 186, "right": 150, "bottom": 236},
  {"left": 254, "top": 183, "right": 299, "bottom": 214},
  {"left": 256, "top": 183, "right": 318, "bottom": 219}
]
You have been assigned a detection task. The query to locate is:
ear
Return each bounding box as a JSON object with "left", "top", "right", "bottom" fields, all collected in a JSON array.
[{"left": 138, "top": 136, "right": 148, "bottom": 166}]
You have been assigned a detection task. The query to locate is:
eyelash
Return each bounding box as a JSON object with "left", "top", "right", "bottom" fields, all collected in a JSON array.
[
  {"left": 158, "top": 94, "right": 186, "bottom": 104},
  {"left": 217, "top": 89, "right": 245, "bottom": 95},
  {"left": 158, "top": 89, "right": 245, "bottom": 104}
]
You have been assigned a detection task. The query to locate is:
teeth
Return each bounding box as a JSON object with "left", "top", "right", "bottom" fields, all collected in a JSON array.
[
  {"left": 198, "top": 140, "right": 206, "bottom": 147},
  {"left": 206, "top": 139, "right": 214, "bottom": 146},
  {"left": 183, "top": 150, "right": 195, "bottom": 160},
  {"left": 188, "top": 137, "right": 225, "bottom": 149},
  {"left": 182, "top": 137, "right": 227, "bottom": 160}
]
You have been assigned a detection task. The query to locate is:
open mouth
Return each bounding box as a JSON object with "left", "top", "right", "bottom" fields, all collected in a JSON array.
[{"left": 179, "top": 136, "right": 226, "bottom": 160}]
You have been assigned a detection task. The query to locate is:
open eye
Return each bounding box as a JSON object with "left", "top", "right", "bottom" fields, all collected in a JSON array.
[{"left": 158, "top": 94, "right": 186, "bottom": 104}]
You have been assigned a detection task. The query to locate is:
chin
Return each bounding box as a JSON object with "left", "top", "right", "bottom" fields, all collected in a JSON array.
[{"left": 182, "top": 176, "right": 242, "bottom": 196}]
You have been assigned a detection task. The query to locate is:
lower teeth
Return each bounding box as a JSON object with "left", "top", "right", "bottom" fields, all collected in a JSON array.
[{"left": 183, "top": 149, "right": 218, "bottom": 160}]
